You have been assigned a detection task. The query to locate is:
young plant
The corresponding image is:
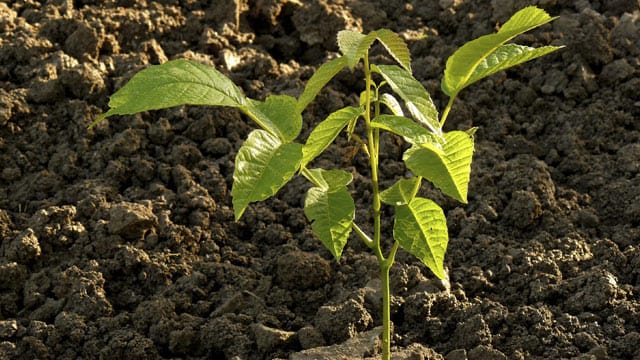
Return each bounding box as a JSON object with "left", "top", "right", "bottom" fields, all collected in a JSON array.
[{"left": 93, "top": 6, "right": 561, "bottom": 359}]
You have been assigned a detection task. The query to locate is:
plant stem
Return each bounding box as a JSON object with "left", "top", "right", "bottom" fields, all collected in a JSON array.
[
  {"left": 363, "top": 54, "right": 382, "bottom": 257},
  {"left": 380, "top": 260, "right": 391, "bottom": 358},
  {"left": 364, "top": 51, "right": 393, "bottom": 360},
  {"left": 380, "top": 242, "right": 399, "bottom": 359}
]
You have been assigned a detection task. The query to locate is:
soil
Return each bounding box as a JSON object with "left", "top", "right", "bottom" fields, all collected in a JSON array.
[{"left": 1, "top": 0, "right": 639, "bottom": 359}]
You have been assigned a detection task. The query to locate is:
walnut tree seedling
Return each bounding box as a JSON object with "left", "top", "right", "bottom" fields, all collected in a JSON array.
[{"left": 94, "top": 7, "right": 561, "bottom": 358}]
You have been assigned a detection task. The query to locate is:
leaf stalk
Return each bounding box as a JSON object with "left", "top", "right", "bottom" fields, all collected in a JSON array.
[
  {"left": 439, "top": 96, "right": 456, "bottom": 128},
  {"left": 353, "top": 223, "right": 374, "bottom": 249}
]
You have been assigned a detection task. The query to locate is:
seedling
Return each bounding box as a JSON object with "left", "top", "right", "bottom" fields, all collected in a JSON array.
[{"left": 94, "top": 6, "right": 561, "bottom": 359}]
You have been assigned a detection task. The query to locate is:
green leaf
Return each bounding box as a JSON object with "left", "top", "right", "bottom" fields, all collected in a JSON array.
[
  {"left": 248, "top": 95, "right": 302, "bottom": 142},
  {"left": 466, "top": 44, "right": 562, "bottom": 87},
  {"left": 232, "top": 130, "right": 303, "bottom": 220},
  {"left": 337, "top": 29, "right": 411, "bottom": 71},
  {"left": 337, "top": 30, "right": 377, "bottom": 69},
  {"left": 379, "top": 93, "right": 404, "bottom": 116},
  {"left": 95, "top": 59, "right": 303, "bottom": 142},
  {"left": 403, "top": 131, "right": 474, "bottom": 203},
  {"left": 297, "top": 57, "right": 348, "bottom": 112},
  {"left": 442, "top": 6, "right": 560, "bottom": 97},
  {"left": 371, "top": 115, "right": 438, "bottom": 146},
  {"left": 372, "top": 64, "right": 441, "bottom": 137},
  {"left": 394, "top": 197, "right": 448, "bottom": 279},
  {"left": 374, "top": 29, "right": 411, "bottom": 72},
  {"left": 346, "top": 108, "right": 359, "bottom": 140},
  {"left": 305, "top": 168, "right": 353, "bottom": 189},
  {"left": 96, "top": 59, "right": 246, "bottom": 124},
  {"left": 304, "top": 171, "right": 355, "bottom": 260},
  {"left": 380, "top": 177, "right": 421, "bottom": 206},
  {"left": 301, "top": 106, "right": 362, "bottom": 168}
]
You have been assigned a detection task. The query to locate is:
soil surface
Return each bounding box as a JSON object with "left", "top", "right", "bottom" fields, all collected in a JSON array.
[{"left": 1, "top": 0, "right": 640, "bottom": 359}]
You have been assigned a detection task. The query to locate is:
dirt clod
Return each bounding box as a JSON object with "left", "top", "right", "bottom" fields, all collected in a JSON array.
[
  {"left": 108, "top": 202, "right": 157, "bottom": 240},
  {"left": 5, "top": 228, "right": 41, "bottom": 264},
  {"left": 0, "top": 319, "right": 18, "bottom": 339},
  {"left": 275, "top": 250, "right": 331, "bottom": 290},
  {"left": 314, "top": 291, "right": 373, "bottom": 345},
  {"left": 252, "top": 322, "right": 296, "bottom": 353}
]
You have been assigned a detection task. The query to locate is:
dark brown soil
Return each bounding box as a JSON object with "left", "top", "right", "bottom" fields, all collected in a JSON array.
[{"left": 1, "top": 0, "right": 640, "bottom": 359}]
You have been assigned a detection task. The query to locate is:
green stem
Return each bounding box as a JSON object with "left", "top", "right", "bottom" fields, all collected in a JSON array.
[
  {"left": 439, "top": 96, "right": 456, "bottom": 128},
  {"left": 364, "top": 52, "right": 393, "bottom": 360},
  {"left": 380, "top": 242, "right": 399, "bottom": 359},
  {"left": 380, "top": 260, "right": 391, "bottom": 358},
  {"left": 363, "top": 53, "right": 382, "bottom": 258},
  {"left": 353, "top": 223, "right": 374, "bottom": 249}
]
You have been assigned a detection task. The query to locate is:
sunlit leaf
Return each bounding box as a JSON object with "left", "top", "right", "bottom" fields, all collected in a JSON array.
[
  {"left": 466, "top": 44, "right": 561, "bottom": 87},
  {"left": 338, "top": 29, "right": 411, "bottom": 71},
  {"left": 379, "top": 93, "right": 404, "bottom": 116},
  {"left": 442, "top": 6, "right": 560, "bottom": 97},
  {"left": 96, "top": 59, "right": 246, "bottom": 125},
  {"left": 338, "top": 30, "right": 377, "bottom": 69},
  {"left": 96, "top": 59, "right": 302, "bottom": 142},
  {"left": 374, "top": 29, "right": 411, "bottom": 72}
]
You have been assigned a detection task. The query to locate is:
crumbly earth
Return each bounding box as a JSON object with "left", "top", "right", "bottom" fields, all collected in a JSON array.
[{"left": 1, "top": 0, "right": 639, "bottom": 359}]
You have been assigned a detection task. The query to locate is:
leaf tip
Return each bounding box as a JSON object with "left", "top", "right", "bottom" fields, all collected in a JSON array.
[
  {"left": 232, "top": 198, "right": 248, "bottom": 222},
  {"left": 431, "top": 266, "right": 447, "bottom": 280},
  {"left": 233, "top": 208, "right": 245, "bottom": 222},
  {"left": 88, "top": 112, "right": 108, "bottom": 129}
]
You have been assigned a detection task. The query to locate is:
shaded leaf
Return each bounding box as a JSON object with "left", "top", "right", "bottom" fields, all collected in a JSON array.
[
  {"left": 371, "top": 115, "right": 438, "bottom": 146},
  {"left": 380, "top": 177, "right": 421, "bottom": 206},
  {"left": 305, "top": 168, "right": 353, "bottom": 189},
  {"left": 232, "top": 130, "right": 302, "bottom": 220},
  {"left": 403, "top": 131, "right": 474, "bottom": 203},
  {"left": 305, "top": 175, "right": 355, "bottom": 260},
  {"left": 394, "top": 197, "right": 448, "bottom": 279},
  {"left": 248, "top": 95, "right": 302, "bottom": 142},
  {"left": 373, "top": 64, "right": 440, "bottom": 137},
  {"left": 302, "top": 106, "right": 362, "bottom": 168},
  {"left": 297, "top": 57, "right": 348, "bottom": 112}
]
